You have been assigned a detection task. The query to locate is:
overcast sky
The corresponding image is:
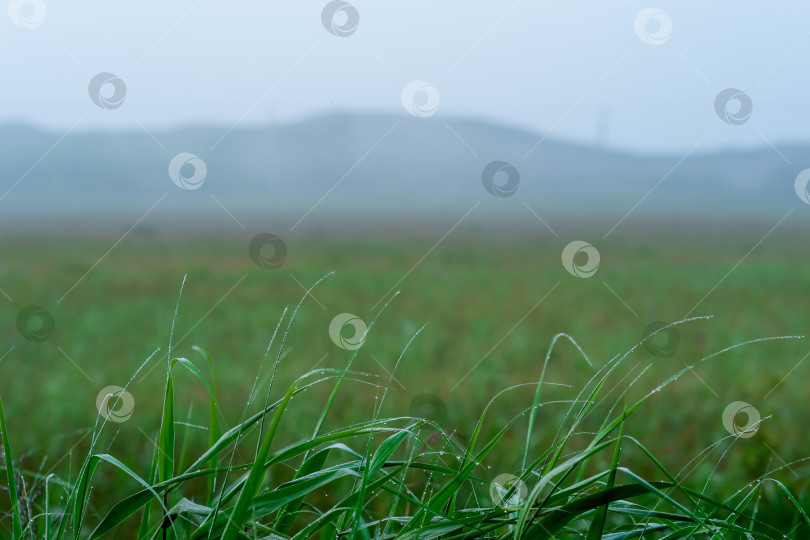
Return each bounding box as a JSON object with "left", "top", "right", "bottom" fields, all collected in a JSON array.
[{"left": 2, "top": 1, "right": 808, "bottom": 152}]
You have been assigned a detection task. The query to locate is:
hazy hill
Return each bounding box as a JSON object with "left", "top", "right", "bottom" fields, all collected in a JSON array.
[{"left": 1, "top": 113, "right": 808, "bottom": 234}]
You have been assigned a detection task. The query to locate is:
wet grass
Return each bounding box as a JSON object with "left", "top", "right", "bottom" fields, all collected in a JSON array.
[{"left": 0, "top": 231, "right": 808, "bottom": 536}]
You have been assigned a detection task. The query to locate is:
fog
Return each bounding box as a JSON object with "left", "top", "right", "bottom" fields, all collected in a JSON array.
[{"left": 2, "top": 1, "right": 809, "bottom": 152}]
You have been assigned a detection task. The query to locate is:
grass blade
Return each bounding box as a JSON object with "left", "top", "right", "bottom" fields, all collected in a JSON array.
[
  {"left": 0, "top": 396, "right": 22, "bottom": 539},
  {"left": 587, "top": 395, "right": 627, "bottom": 538},
  {"left": 192, "top": 346, "right": 222, "bottom": 507},
  {"left": 221, "top": 382, "right": 296, "bottom": 540}
]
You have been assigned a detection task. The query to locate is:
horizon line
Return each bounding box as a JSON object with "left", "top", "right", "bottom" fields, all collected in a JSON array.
[{"left": 1, "top": 109, "right": 808, "bottom": 158}]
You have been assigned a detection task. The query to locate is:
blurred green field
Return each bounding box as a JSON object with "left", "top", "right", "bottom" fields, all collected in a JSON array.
[{"left": 1, "top": 228, "right": 809, "bottom": 531}]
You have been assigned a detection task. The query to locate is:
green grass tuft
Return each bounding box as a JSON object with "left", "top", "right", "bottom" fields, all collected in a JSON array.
[{"left": 1, "top": 280, "right": 808, "bottom": 539}]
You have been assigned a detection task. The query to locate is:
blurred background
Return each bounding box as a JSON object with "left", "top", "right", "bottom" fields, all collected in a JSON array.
[{"left": 2, "top": 0, "right": 810, "bottom": 531}]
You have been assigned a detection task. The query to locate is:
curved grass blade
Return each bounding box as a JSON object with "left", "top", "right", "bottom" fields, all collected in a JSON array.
[
  {"left": 83, "top": 453, "right": 174, "bottom": 539},
  {"left": 531, "top": 482, "right": 674, "bottom": 538},
  {"left": 0, "top": 395, "right": 22, "bottom": 539}
]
